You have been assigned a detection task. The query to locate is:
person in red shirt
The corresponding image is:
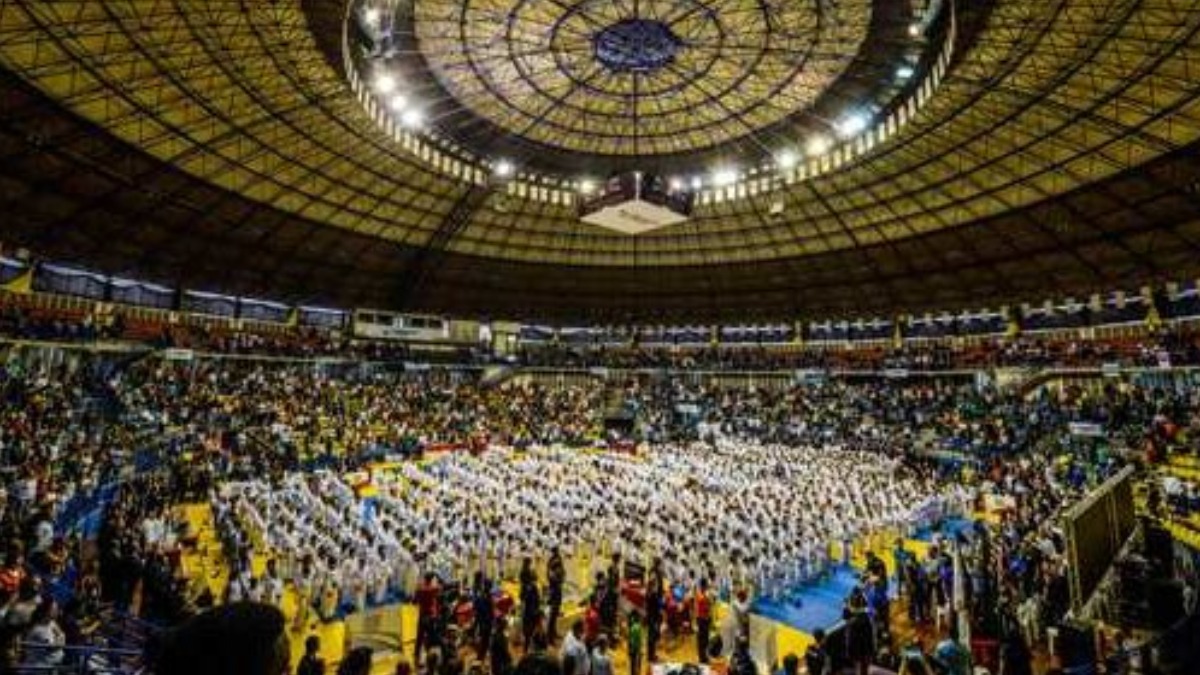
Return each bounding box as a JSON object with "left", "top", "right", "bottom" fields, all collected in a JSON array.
[
  {"left": 0, "top": 544, "right": 26, "bottom": 596},
  {"left": 694, "top": 578, "right": 712, "bottom": 664},
  {"left": 414, "top": 573, "right": 442, "bottom": 661},
  {"left": 584, "top": 598, "right": 602, "bottom": 650}
]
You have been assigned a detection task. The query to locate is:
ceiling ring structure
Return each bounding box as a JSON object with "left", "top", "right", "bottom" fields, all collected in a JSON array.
[
  {"left": 0, "top": 0, "right": 1198, "bottom": 322},
  {"left": 350, "top": 0, "right": 944, "bottom": 179}
]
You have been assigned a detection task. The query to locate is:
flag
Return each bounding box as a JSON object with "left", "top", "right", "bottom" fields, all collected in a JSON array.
[{"left": 1, "top": 266, "right": 33, "bottom": 294}]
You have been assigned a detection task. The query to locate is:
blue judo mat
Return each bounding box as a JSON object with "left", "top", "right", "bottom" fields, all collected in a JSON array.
[{"left": 749, "top": 565, "right": 864, "bottom": 634}]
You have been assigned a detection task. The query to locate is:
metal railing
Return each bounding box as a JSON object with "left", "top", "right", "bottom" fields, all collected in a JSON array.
[{"left": 12, "top": 642, "right": 145, "bottom": 675}]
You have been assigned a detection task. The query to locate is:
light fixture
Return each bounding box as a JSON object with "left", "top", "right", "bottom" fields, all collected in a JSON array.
[
  {"left": 389, "top": 94, "right": 408, "bottom": 111},
  {"left": 896, "top": 65, "right": 915, "bottom": 80},
  {"left": 691, "top": 176, "right": 704, "bottom": 190},
  {"left": 579, "top": 179, "right": 596, "bottom": 194},
  {"left": 776, "top": 149, "right": 798, "bottom": 169},
  {"left": 836, "top": 113, "right": 869, "bottom": 138},
  {"left": 712, "top": 167, "right": 739, "bottom": 187},
  {"left": 494, "top": 159, "right": 514, "bottom": 177},
  {"left": 400, "top": 108, "right": 424, "bottom": 129},
  {"left": 909, "top": 23, "right": 923, "bottom": 38},
  {"left": 806, "top": 135, "right": 832, "bottom": 157},
  {"left": 363, "top": 7, "right": 380, "bottom": 25},
  {"left": 668, "top": 178, "right": 684, "bottom": 191},
  {"left": 374, "top": 73, "right": 397, "bottom": 94}
]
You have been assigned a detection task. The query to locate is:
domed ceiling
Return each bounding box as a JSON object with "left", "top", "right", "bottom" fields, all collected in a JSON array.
[
  {"left": 412, "top": 0, "right": 870, "bottom": 159},
  {"left": 0, "top": 0, "right": 1199, "bottom": 322}
]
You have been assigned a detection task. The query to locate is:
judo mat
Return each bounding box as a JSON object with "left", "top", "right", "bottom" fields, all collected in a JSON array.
[{"left": 749, "top": 565, "right": 863, "bottom": 635}]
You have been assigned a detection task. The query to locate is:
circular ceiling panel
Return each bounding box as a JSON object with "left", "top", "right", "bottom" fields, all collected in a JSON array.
[{"left": 413, "top": 0, "right": 872, "bottom": 157}]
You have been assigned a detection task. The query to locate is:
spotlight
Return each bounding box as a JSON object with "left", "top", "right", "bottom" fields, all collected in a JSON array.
[
  {"left": 374, "top": 73, "right": 397, "bottom": 94},
  {"left": 896, "top": 65, "right": 915, "bottom": 80},
  {"left": 389, "top": 94, "right": 409, "bottom": 111},
  {"left": 712, "top": 167, "right": 738, "bottom": 187},
  {"left": 494, "top": 159, "right": 514, "bottom": 177},
  {"left": 806, "top": 135, "right": 832, "bottom": 157},
  {"left": 776, "top": 149, "right": 798, "bottom": 169},
  {"left": 400, "top": 108, "right": 424, "bottom": 129},
  {"left": 836, "top": 113, "right": 869, "bottom": 138}
]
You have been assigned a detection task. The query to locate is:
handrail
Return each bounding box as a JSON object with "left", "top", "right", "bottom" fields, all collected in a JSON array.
[
  {"left": 13, "top": 640, "right": 145, "bottom": 675},
  {"left": 16, "top": 642, "right": 142, "bottom": 657}
]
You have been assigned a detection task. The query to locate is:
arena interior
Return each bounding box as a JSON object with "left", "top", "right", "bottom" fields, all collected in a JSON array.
[{"left": 3, "top": 1, "right": 1200, "bottom": 674}]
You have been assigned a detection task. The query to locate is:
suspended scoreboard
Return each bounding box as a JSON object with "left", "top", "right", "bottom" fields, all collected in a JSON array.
[{"left": 579, "top": 172, "right": 695, "bottom": 235}]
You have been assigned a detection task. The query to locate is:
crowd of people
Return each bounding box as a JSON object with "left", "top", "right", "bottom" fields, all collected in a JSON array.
[
  {"left": 6, "top": 286, "right": 1200, "bottom": 373},
  {"left": 213, "top": 441, "right": 965, "bottom": 622},
  {"left": 0, "top": 333, "right": 1196, "bottom": 674}
]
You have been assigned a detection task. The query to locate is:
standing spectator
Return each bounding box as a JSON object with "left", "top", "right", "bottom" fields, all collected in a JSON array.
[
  {"left": 297, "top": 635, "right": 325, "bottom": 675},
  {"left": 591, "top": 635, "right": 613, "bottom": 675},
  {"left": 414, "top": 573, "right": 441, "bottom": 662},
  {"left": 561, "top": 621, "right": 590, "bottom": 675},
  {"left": 546, "top": 548, "right": 565, "bottom": 643},
  {"left": 491, "top": 617, "right": 513, "bottom": 675},
  {"left": 695, "top": 578, "right": 713, "bottom": 664},
  {"left": 627, "top": 613, "right": 643, "bottom": 675},
  {"left": 338, "top": 647, "right": 373, "bottom": 675},
  {"left": 645, "top": 561, "right": 663, "bottom": 663},
  {"left": 516, "top": 631, "right": 559, "bottom": 675},
  {"left": 805, "top": 630, "right": 830, "bottom": 675}
]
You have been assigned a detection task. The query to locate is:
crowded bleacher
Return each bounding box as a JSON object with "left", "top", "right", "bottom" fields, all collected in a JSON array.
[{"left": 2, "top": 307, "right": 1199, "bottom": 674}]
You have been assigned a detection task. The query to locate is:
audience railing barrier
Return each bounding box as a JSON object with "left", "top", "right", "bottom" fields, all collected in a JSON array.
[{"left": 13, "top": 642, "right": 145, "bottom": 675}]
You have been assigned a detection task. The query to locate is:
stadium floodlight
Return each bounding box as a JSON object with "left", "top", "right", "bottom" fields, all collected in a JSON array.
[
  {"left": 494, "top": 159, "right": 514, "bottom": 177},
  {"left": 836, "top": 112, "right": 869, "bottom": 138},
  {"left": 712, "top": 167, "right": 738, "bottom": 187},
  {"left": 776, "top": 149, "right": 798, "bottom": 169},
  {"left": 806, "top": 135, "right": 832, "bottom": 157},
  {"left": 374, "top": 73, "right": 397, "bottom": 94},
  {"left": 400, "top": 108, "right": 424, "bottom": 129}
]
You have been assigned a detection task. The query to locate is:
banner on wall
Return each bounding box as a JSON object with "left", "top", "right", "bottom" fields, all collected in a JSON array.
[{"left": 1068, "top": 422, "right": 1105, "bottom": 437}]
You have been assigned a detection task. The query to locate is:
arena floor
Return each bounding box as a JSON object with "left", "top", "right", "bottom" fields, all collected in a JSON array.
[{"left": 176, "top": 501, "right": 965, "bottom": 674}]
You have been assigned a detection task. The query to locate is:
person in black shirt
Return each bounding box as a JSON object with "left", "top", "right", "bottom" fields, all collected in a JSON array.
[
  {"left": 521, "top": 561, "right": 543, "bottom": 652},
  {"left": 546, "top": 548, "right": 565, "bottom": 643},
  {"left": 645, "top": 559, "right": 664, "bottom": 663},
  {"left": 844, "top": 605, "right": 875, "bottom": 675},
  {"left": 601, "top": 554, "right": 621, "bottom": 642},
  {"left": 473, "top": 574, "right": 494, "bottom": 660},
  {"left": 515, "top": 631, "right": 559, "bottom": 675},
  {"left": 297, "top": 635, "right": 325, "bottom": 675},
  {"left": 804, "top": 629, "right": 830, "bottom": 675},
  {"left": 491, "top": 617, "right": 513, "bottom": 675}
]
